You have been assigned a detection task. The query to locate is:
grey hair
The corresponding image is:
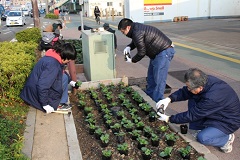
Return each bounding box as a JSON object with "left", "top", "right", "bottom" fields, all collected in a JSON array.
[{"left": 184, "top": 68, "right": 208, "bottom": 89}]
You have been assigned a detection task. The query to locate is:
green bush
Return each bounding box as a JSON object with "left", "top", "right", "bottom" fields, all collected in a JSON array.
[
  {"left": 45, "top": 13, "right": 59, "bottom": 19},
  {"left": 15, "top": 28, "right": 41, "bottom": 44},
  {"left": 0, "top": 42, "right": 36, "bottom": 100},
  {"left": 65, "top": 39, "right": 83, "bottom": 64}
]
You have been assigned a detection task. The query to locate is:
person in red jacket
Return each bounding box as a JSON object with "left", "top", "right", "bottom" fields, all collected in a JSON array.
[
  {"left": 156, "top": 68, "right": 240, "bottom": 153},
  {"left": 20, "top": 40, "right": 79, "bottom": 113}
]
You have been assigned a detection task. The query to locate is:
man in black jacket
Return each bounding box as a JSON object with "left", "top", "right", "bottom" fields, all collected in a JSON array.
[{"left": 118, "top": 18, "right": 175, "bottom": 102}]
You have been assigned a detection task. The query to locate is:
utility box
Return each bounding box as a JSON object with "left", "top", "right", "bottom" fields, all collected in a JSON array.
[{"left": 82, "top": 30, "right": 116, "bottom": 81}]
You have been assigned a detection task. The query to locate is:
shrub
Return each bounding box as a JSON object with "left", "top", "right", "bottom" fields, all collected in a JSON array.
[
  {"left": 45, "top": 13, "right": 59, "bottom": 19},
  {"left": 65, "top": 39, "right": 83, "bottom": 64},
  {"left": 0, "top": 42, "right": 36, "bottom": 99},
  {"left": 16, "top": 27, "right": 41, "bottom": 44}
]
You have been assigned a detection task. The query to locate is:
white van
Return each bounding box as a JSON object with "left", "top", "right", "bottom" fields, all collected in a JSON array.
[{"left": 6, "top": 10, "right": 26, "bottom": 27}]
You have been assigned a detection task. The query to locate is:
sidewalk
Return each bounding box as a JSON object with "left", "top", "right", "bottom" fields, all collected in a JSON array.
[{"left": 22, "top": 15, "right": 240, "bottom": 160}]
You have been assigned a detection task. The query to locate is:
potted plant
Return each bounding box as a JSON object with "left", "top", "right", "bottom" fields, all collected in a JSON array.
[
  {"left": 85, "top": 117, "right": 96, "bottom": 125},
  {"left": 101, "top": 149, "right": 112, "bottom": 160},
  {"left": 100, "top": 133, "right": 110, "bottom": 147},
  {"left": 94, "top": 99, "right": 102, "bottom": 109},
  {"left": 179, "top": 145, "right": 191, "bottom": 159},
  {"left": 77, "top": 92, "right": 85, "bottom": 100},
  {"left": 131, "top": 114, "right": 141, "bottom": 123},
  {"left": 159, "top": 147, "right": 173, "bottom": 159},
  {"left": 94, "top": 127, "right": 103, "bottom": 140},
  {"left": 110, "top": 123, "right": 121, "bottom": 133},
  {"left": 118, "top": 92, "right": 126, "bottom": 102},
  {"left": 78, "top": 100, "right": 86, "bottom": 110},
  {"left": 89, "top": 89, "right": 98, "bottom": 100},
  {"left": 88, "top": 123, "right": 97, "bottom": 135},
  {"left": 151, "top": 133, "right": 160, "bottom": 147},
  {"left": 124, "top": 86, "right": 133, "bottom": 94},
  {"left": 117, "top": 142, "right": 128, "bottom": 155},
  {"left": 165, "top": 133, "right": 179, "bottom": 146},
  {"left": 105, "top": 119, "right": 113, "bottom": 129},
  {"left": 136, "top": 121, "right": 145, "bottom": 130},
  {"left": 75, "top": 81, "right": 82, "bottom": 89},
  {"left": 132, "top": 91, "right": 144, "bottom": 104},
  {"left": 123, "top": 120, "right": 135, "bottom": 132},
  {"left": 129, "top": 129, "right": 142, "bottom": 140},
  {"left": 137, "top": 137, "right": 149, "bottom": 149},
  {"left": 100, "top": 104, "right": 108, "bottom": 112},
  {"left": 143, "top": 126, "right": 153, "bottom": 138},
  {"left": 116, "top": 110, "right": 125, "bottom": 120},
  {"left": 115, "top": 131, "right": 126, "bottom": 144},
  {"left": 141, "top": 147, "right": 153, "bottom": 160},
  {"left": 84, "top": 106, "right": 93, "bottom": 116},
  {"left": 129, "top": 108, "right": 138, "bottom": 115},
  {"left": 148, "top": 111, "right": 157, "bottom": 122},
  {"left": 180, "top": 124, "right": 188, "bottom": 134},
  {"left": 157, "top": 125, "right": 169, "bottom": 137}
]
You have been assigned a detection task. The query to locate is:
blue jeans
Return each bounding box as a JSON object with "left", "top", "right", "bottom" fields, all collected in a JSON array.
[
  {"left": 60, "top": 72, "right": 69, "bottom": 104},
  {"left": 146, "top": 47, "right": 175, "bottom": 102},
  {"left": 188, "top": 99, "right": 229, "bottom": 147},
  {"left": 197, "top": 127, "right": 229, "bottom": 147}
]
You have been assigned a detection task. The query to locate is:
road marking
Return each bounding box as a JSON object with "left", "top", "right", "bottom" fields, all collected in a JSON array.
[
  {"left": 3, "top": 31, "right": 12, "bottom": 34},
  {"left": 174, "top": 42, "right": 240, "bottom": 64}
]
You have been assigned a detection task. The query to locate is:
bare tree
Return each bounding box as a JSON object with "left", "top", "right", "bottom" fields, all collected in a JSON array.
[{"left": 31, "top": 0, "right": 40, "bottom": 28}]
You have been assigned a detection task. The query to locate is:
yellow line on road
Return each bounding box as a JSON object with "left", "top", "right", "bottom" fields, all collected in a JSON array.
[{"left": 174, "top": 42, "right": 240, "bottom": 64}]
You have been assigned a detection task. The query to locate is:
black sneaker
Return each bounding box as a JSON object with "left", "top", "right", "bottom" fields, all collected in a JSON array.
[{"left": 57, "top": 103, "right": 72, "bottom": 111}]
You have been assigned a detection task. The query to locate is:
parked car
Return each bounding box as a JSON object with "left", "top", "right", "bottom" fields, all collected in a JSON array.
[
  {"left": 29, "top": 9, "right": 40, "bottom": 18},
  {"left": 6, "top": 11, "right": 26, "bottom": 27},
  {"left": 1, "top": 10, "right": 10, "bottom": 21},
  {"left": 22, "top": 9, "right": 29, "bottom": 16}
]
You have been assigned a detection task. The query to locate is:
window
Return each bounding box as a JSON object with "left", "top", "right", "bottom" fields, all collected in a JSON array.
[{"left": 107, "top": 2, "right": 112, "bottom": 6}]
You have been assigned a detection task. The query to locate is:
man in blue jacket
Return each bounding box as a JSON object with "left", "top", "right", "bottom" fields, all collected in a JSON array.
[
  {"left": 156, "top": 68, "right": 240, "bottom": 153},
  {"left": 118, "top": 18, "right": 175, "bottom": 102}
]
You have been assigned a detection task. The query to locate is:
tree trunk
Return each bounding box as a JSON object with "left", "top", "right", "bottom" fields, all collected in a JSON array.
[{"left": 31, "top": 0, "right": 40, "bottom": 28}]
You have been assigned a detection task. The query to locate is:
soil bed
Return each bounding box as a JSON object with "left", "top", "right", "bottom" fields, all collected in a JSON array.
[{"left": 70, "top": 83, "right": 204, "bottom": 160}]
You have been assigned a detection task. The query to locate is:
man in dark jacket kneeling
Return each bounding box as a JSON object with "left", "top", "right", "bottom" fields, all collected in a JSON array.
[{"left": 156, "top": 68, "right": 240, "bottom": 153}]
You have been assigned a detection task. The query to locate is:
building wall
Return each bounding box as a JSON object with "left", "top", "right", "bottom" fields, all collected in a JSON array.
[
  {"left": 84, "top": 0, "right": 124, "bottom": 17},
  {"left": 143, "top": 0, "right": 240, "bottom": 22}
]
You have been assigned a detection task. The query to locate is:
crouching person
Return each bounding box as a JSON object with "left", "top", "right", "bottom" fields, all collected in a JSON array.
[
  {"left": 20, "top": 40, "right": 79, "bottom": 113},
  {"left": 156, "top": 68, "right": 240, "bottom": 153}
]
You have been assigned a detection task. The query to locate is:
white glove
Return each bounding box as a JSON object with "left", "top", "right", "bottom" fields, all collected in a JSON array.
[
  {"left": 43, "top": 105, "right": 54, "bottom": 114},
  {"left": 123, "top": 46, "right": 131, "bottom": 55},
  {"left": 157, "top": 112, "right": 170, "bottom": 122},
  {"left": 156, "top": 97, "right": 171, "bottom": 111},
  {"left": 70, "top": 81, "right": 76, "bottom": 87},
  {"left": 125, "top": 54, "right": 132, "bottom": 63}
]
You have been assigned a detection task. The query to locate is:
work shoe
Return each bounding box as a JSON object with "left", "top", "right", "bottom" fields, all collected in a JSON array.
[
  {"left": 220, "top": 133, "right": 235, "bottom": 153},
  {"left": 57, "top": 103, "right": 72, "bottom": 111}
]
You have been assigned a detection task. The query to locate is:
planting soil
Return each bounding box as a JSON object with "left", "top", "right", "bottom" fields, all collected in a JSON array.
[{"left": 70, "top": 82, "right": 204, "bottom": 160}]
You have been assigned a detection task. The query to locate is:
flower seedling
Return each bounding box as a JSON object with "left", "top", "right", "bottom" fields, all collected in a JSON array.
[
  {"left": 137, "top": 137, "right": 149, "bottom": 146},
  {"left": 165, "top": 133, "right": 179, "bottom": 141},
  {"left": 117, "top": 142, "right": 128, "bottom": 151},
  {"left": 102, "top": 149, "right": 112, "bottom": 157},
  {"left": 159, "top": 147, "right": 173, "bottom": 158},
  {"left": 179, "top": 145, "right": 192, "bottom": 157},
  {"left": 130, "top": 129, "right": 142, "bottom": 140},
  {"left": 75, "top": 81, "right": 82, "bottom": 89},
  {"left": 141, "top": 147, "right": 153, "bottom": 156},
  {"left": 100, "top": 133, "right": 110, "bottom": 144}
]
